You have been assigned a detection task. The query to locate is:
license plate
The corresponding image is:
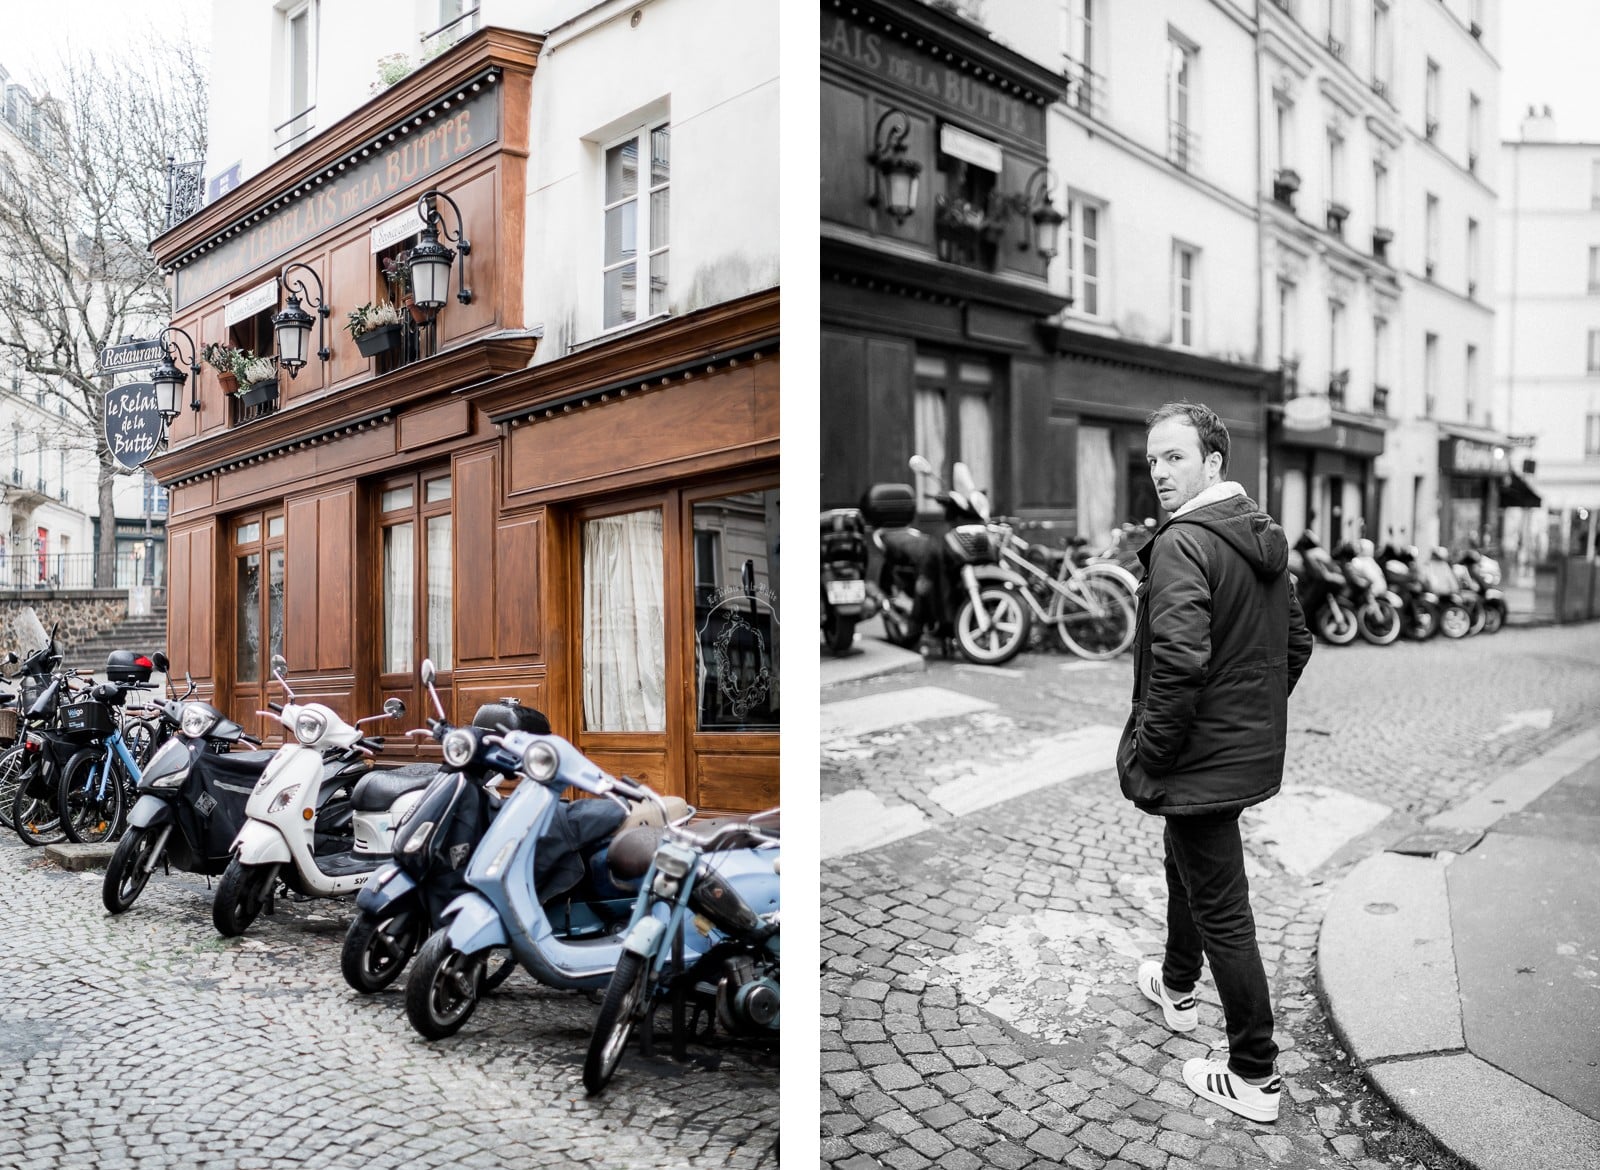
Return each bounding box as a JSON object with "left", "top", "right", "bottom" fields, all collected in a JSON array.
[{"left": 826, "top": 579, "right": 866, "bottom": 605}]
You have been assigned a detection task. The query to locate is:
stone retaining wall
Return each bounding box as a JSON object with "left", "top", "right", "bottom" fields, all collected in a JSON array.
[{"left": 0, "top": 592, "right": 128, "bottom": 659}]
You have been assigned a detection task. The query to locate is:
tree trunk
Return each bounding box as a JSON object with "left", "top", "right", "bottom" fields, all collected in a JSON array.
[{"left": 97, "top": 453, "right": 117, "bottom": 590}]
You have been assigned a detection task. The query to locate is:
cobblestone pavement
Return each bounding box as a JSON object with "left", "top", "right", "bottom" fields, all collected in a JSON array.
[
  {"left": 0, "top": 841, "right": 776, "bottom": 1170},
  {"left": 821, "top": 625, "right": 1600, "bottom": 1170}
]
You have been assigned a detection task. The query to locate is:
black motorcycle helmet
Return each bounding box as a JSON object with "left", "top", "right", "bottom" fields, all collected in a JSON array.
[{"left": 471, "top": 698, "right": 550, "bottom": 735}]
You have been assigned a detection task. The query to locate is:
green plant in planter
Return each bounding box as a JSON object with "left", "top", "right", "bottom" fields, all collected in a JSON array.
[
  {"left": 201, "top": 341, "right": 243, "bottom": 375},
  {"left": 345, "top": 301, "right": 404, "bottom": 340},
  {"left": 371, "top": 52, "right": 414, "bottom": 95},
  {"left": 381, "top": 251, "right": 412, "bottom": 299},
  {"left": 234, "top": 357, "right": 278, "bottom": 393}
]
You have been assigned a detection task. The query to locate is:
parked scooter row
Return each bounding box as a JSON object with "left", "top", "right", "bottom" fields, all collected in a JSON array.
[
  {"left": 1290, "top": 533, "right": 1507, "bottom": 646},
  {"left": 66, "top": 650, "right": 781, "bottom": 1095}
]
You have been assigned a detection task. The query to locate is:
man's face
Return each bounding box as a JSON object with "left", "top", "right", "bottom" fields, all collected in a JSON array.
[{"left": 1147, "top": 417, "right": 1221, "bottom": 513}]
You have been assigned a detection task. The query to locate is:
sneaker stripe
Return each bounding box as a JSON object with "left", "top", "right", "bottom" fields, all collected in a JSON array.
[
  {"left": 1221, "top": 1075, "right": 1237, "bottom": 1100},
  {"left": 1173, "top": 997, "right": 1195, "bottom": 1010}
]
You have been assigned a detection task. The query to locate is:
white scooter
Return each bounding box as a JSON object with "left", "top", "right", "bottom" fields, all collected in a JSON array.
[{"left": 213, "top": 654, "right": 433, "bottom": 937}]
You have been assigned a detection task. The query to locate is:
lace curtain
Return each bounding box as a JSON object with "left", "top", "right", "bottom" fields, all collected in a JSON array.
[
  {"left": 1076, "top": 426, "right": 1116, "bottom": 548},
  {"left": 383, "top": 523, "right": 414, "bottom": 674},
  {"left": 426, "top": 515, "right": 452, "bottom": 669},
  {"left": 583, "top": 510, "right": 666, "bottom": 732}
]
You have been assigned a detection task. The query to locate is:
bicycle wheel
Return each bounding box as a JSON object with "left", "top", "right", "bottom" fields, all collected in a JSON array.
[
  {"left": 121, "top": 719, "right": 160, "bottom": 768},
  {"left": 0, "top": 743, "right": 29, "bottom": 831},
  {"left": 60, "top": 748, "right": 124, "bottom": 846},
  {"left": 1052, "top": 576, "right": 1135, "bottom": 659},
  {"left": 12, "top": 760, "right": 64, "bottom": 847}
]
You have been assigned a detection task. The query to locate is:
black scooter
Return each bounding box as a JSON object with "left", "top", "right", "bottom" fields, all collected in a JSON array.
[
  {"left": 1456, "top": 549, "right": 1507, "bottom": 634},
  {"left": 1291, "top": 532, "right": 1359, "bottom": 645},
  {"left": 101, "top": 673, "right": 273, "bottom": 914},
  {"left": 863, "top": 456, "right": 1029, "bottom": 665},
  {"left": 820, "top": 508, "right": 869, "bottom": 656}
]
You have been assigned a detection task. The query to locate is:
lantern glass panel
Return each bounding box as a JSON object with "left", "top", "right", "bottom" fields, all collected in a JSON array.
[
  {"left": 412, "top": 254, "right": 450, "bottom": 308},
  {"left": 276, "top": 318, "right": 308, "bottom": 367}
]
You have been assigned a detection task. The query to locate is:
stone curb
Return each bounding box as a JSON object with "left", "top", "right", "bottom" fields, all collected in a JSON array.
[
  {"left": 42, "top": 841, "right": 116, "bottom": 871},
  {"left": 821, "top": 627, "right": 925, "bottom": 689},
  {"left": 1317, "top": 728, "right": 1600, "bottom": 1170}
]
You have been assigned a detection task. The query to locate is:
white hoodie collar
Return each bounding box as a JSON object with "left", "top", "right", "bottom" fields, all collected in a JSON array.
[{"left": 1172, "top": 480, "right": 1246, "bottom": 518}]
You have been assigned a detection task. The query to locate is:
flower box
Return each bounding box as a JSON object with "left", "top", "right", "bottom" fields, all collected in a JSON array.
[
  {"left": 355, "top": 323, "right": 402, "bottom": 358},
  {"left": 237, "top": 380, "right": 279, "bottom": 409}
]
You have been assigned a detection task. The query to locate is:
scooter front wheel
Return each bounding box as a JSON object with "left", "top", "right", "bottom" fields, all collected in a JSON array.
[
  {"left": 103, "top": 824, "right": 161, "bottom": 914},
  {"left": 954, "top": 586, "right": 1030, "bottom": 665},
  {"left": 1356, "top": 599, "right": 1402, "bottom": 646},
  {"left": 1439, "top": 603, "right": 1472, "bottom": 639},
  {"left": 342, "top": 910, "right": 421, "bottom": 993},
  {"left": 483, "top": 949, "right": 516, "bottom": 993},
  {"left": 584, "top": 949, "right": 650, "bottom": 1095},
  {"left": 1483, "top": 602, "right": 1505, "bottom": 635},
  {"left": 1315, "top": 599, "right": 1360, "bottom": 645},
  {"left": 213, "top": 858, "right": 276, "bottom": 937},
  {"left": 405, "top": 929, "right": 484, "bottom": 1039}
]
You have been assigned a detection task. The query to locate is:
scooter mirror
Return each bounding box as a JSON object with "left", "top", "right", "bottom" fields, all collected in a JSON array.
[
  {"left": 420, "top": 658, "right": 435, "bottom": 688},
  {"left": 383, "top": 697, "right": 406, "bottom": 719},
  {"left": 908, "top": 454, "right": 934, "bottom": 476},
  {"left": 270, "top": 654, "right": 288, "bottom": 676},
  {"left": 952, "top": 461, "right": 977, "bottom": 497},
  {"left": 967, "top": 488, "right": 991, "bottom": 521},
  {"left": 3, "top": 652, "right": 15, "bottom": 666},
  {"left": 152, "top": 652, "right": 169, "bottom": 674}
]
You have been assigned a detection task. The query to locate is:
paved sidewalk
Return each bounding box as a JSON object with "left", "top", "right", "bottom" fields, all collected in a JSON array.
[
  {"left": 1318, "top": 725, "right": 1600, "bottom": 1170},
  {"left": 821, "top": 616, "right": 925, "bottom": 688}
]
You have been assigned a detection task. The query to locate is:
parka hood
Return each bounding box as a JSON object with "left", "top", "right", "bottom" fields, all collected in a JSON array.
[{"left": 1148, "top": 490, "right": 1289, "bottom": 580}]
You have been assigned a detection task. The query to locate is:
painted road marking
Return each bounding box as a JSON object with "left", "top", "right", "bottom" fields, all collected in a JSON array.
[
  {"left": 1243, "top": 785, "right": 1392, "bottom": 875},
  {"left": 1060, "top": 660, "right": 1112, "bottom": 672},
  {"left": 1483, "top": 708, "right": 1553, "bottom": 741},
  {"left": 953, "top": 663, "right": 1026, "bottom": 679},
  {"left": 820, "top": 789, "right": 930, "bottom": 859},
  {"left": 820, "top": 685, "right": 996, "bottom": 741},
  {"left": 927, "top": 724, "right": 1122, "bottom": 818}
]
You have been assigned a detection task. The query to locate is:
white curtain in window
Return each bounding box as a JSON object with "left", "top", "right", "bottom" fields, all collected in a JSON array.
[
  {"left": 1077, "top": 427, "right": 1117, "bottom": 549},
  {"left": 583, "top": 511, "right": 666, "bottom": 732},
  {"left": 958, "top": 394, "right": 993, "bottom": 496},
  {"left": 384, "top": 523, "right": 414, "bottom": 674},
  {"left": 914, "top": 388, "right": 946, "bottom": 510},
  {"left": 426, "top": 515, "right": 452, "bottom": 670}
]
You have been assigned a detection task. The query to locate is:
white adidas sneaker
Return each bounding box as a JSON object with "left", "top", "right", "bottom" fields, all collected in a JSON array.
[
  {"left": 1181, "top": 1057, "right": 1282, "bottom": 1123},
  {"left": 1135, "top": 959, "right": 1197, "bottom": 1033}
]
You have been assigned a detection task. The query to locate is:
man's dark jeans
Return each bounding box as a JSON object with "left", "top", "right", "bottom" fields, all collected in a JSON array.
[{"left": 1161, "top": 810, "right": 1277, "bottom": 1079}]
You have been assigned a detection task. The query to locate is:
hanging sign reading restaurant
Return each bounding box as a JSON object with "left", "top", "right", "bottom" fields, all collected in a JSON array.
[
  {"left": 173, "top": 82, "right": 500, "bottom": 310},
  {"left": 96, "top": 338, "right": 166, "bottom": 375},
  {"left": 103, "top": 381, "right": 164, "bottom": 471}
]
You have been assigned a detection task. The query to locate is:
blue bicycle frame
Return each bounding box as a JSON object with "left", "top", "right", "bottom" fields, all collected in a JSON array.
[{"left": 80, "top": 729, "right": 144, "bottom": 803}]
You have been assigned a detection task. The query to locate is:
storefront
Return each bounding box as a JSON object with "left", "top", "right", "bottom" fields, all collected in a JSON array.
[
  {"left": 1438, "top": 429, "right": 1533, "bottom": 556},
  {"left": 148, "top": 31, "right": 778, "bottom": 814},
  {"left": 1269, "top": 410, "right": 1387, "bottom": 550},
  {"left": 821, "top": 0, "right": 1068, "bottom": 518}
]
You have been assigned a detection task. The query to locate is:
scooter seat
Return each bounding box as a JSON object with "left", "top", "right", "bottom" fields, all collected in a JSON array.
[
  {"left": 606, "top": 816, "right": 781, "bottom": 885},
  {"left": 349, "top": 763, "right": 437, "bottom": 812}
]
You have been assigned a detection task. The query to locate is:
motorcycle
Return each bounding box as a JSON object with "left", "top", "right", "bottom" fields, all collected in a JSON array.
[
  {"left": 1291, "top": 532, "right": 1359, "bottom": 645},
  {"left": 402, "top": 727, "right": 701, "bottom": 1041},
  {"left": 0, "top": 621, "right": 68, "bottom": 830},
  {"left": 1333, "top": 540, "right": 1403, "bottom": 646},
  {"left": 863, "top": 456, "right": 1029, "bottom": 665},
  {"left": 1380, "top": 543, "right": 1444, "bottom": 641},
  {"left": 1420, "top": 547, "right": 1475, "bottom": 639},
  {"left": 11, "top": 671, "right": 101, "bottom": 846},
  {"left": 102, "top": 673, "right": 274, "bottom": 914},
  {"left": 212, "top": 655, "right": 432, "bottom": 937},
  {"left": 582, "top": 807, "right": 780, "bottom": 1094},
  {"left": 820, "top": 507, "right": 869, "bottom": 656},
  {"left": 1457, "top": 548, "right": 1507, "bottom": 634}
]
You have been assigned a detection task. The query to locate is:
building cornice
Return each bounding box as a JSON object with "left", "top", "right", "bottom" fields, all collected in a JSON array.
[
  {"left": 149, "top": 27, "right": 544, "bottom": 270},
  {"left": 1040, "top": 325, "right": 1273, "bottom": 392},
  {"left": 822, "top": 231, "right": 1068, "bottom": 318}
]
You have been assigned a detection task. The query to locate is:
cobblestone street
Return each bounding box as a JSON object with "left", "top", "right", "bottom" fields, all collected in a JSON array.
[
  {"left": 0, "top": 840, "right": 777, "bottom": 1170},
  {"left": 820, "top": 624, "right": 1600, "bottom": 1170}
]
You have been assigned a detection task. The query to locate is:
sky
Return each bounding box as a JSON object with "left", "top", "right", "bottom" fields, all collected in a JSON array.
[
  {"left": 1498, "top": 0, "right": 1600, "bottom": 142},
  {"left": 8, "top": 1, "right": 210, "bottom": 92}
]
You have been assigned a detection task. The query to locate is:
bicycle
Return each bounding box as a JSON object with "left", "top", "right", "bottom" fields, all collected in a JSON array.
[
  {"left": 996, "top": 528, "right": 1137, "bottom": 660},
  {"left": 56, "top": 685, "right": 155, "bottom": 846},
  {"left": 10, "top": 672, "right": 94, "bottom": 847}
]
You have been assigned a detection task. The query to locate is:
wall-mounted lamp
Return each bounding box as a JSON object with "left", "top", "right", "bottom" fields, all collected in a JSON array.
[
  {"left": 868, "top": 109, "right": 922, "bottom": 225},
  {"left": 407, "top": 190, "right": 472, "bottom": 312},
  {"left": 272, "top": 262, "right": 330, "bottom": 377},
  {"left": 151, "top": 324, "right": 201, "bottom": 422},
  {"left": 1021, "top": 167, "right": 1065, "bottom": 262}
]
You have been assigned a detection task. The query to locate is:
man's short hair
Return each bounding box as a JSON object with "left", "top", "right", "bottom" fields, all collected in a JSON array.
[{"left": 1146, "top": 401, "right": 1230, "bottom": 477}]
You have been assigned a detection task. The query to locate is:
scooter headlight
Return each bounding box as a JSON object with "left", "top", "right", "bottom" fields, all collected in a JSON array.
[
  {"left": 402, "top": 821, "right": 435, "bottom": 853},
  {"left": 522, "top": 740, "right": 560, "bottom": 783},
  {"left": 652, "top": 840, "right": 696, "bottom": 881},
  {"left": 294, "top": 710, "right": 327, "bottom": 746},
  {"left": 441, "top": 729, "right": 475, "bottom": 769},
  {"left": 180, "top": 704, "right": 219, "bottom": 739},
  {"left": 267, "top": 784, "right": 301, "bottom": 814}
]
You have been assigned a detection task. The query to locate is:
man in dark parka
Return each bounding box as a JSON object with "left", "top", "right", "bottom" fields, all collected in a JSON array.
[{"left": 1117, "top": 401, "right": 1313, "bottom": 1123}]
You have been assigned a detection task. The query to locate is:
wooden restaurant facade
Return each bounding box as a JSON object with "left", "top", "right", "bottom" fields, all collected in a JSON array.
[{"left": 147, "top": 29, "right": 779, "bottom": 815}]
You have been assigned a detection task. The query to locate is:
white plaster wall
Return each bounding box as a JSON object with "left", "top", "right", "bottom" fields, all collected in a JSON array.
[{"left": 521, "top": 0, "right": 778, "bottom": 359}]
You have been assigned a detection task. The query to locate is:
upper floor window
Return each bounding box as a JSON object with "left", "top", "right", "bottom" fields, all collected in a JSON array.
[
  {"left": 1465, "top": 344, "right": 1478, "bottom": 422},
  {"left": 1274, "top": 100, "right": 1295, "bottom": 179},
  {"left": 1592, "top": 159, "right": 1600, "bottom": 210},
  {"left": 1371, "top": 2, "right": 1392, "bottom": 94},
  {"left": 1172, "top": 242, "right": 1199, "bottom": 348},
  {"left": 1468, "top": 93, "right": 1481, "bottom": 172},
  {"left": 1587, "top": 414, "right": 1600, "bottom": 457},
  {"left": 1589, "top": 245, "right": 1600, "bottom": 293},
  {"left": 1326, "top": 0, "right": 1349, "bottom": 59},
  {"left": 428, "top": 0, "right": 481, "bottom": 51},
  {"left": 1425, "top": 60, "right": 1440, "bottom": 141},
  {"left": 603, "top": 123, "right": 671, "bottom": 330},
  {"left": 1060, "top": 0, "right": 1099, "bottom": 116},
  {"left": 1167, "top": 36, "right": 1197, "bottom": 171},
  {"left": 277, "top": 1, "right": 317, "bottom": 154},
  {"left": 1373, "top": 157, "right": 1390, "bottom": 229},
  {"left": 1588, "top": 329, "right": 1600, "bottom": 374},
  {"left": 1425, "top": 193, "right": 1440, "bottom": 276},
  {"left": 1466, "top": 218, "right": 1479, "bottom": 298},
  {"left": 1277, "top": 278, "right": 1298, "bottom": 365},
  {"left": 1066, "top": 194, "right": 1104, "bottom": 316},
  {"left": 1424, "top": 331, "right": 1439, "bottom": 416},
  {"left": 1373, "top": 314, "right": 1390, "bottom": 400}
]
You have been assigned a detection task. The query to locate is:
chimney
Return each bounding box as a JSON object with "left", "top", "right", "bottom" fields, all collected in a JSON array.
[{"left": 1522, "top": 104, "right": 1558, "bottom": 142}]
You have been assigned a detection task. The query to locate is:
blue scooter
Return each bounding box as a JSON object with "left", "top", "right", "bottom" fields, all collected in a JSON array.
[{"left": 401, "top": 727, "right": 706, "bottom": 1041}]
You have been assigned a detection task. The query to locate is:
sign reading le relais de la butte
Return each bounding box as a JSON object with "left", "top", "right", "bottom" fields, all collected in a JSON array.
[
  {"left": 821, "top": 10, "right": 1045, "bottom": 144},
  {"left": 174, "top": 85, "right": 500, "bottom": 310}
]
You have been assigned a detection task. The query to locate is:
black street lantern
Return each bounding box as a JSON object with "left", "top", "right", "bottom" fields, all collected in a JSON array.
[
  {"left": 868, "top": 108, "right": 922, "bottom": 225},
  {"left": 154, "top": 324, "right": 201, "bottom": 422},
  {"left": 407, "top": 190, "right": 472, "bottom": 312},
  {"left": 1022, "top": 167, "right": 1065, "bottom": 262},
  {"left": 272, "top": 263, "right": 329, "bottom": 377}
]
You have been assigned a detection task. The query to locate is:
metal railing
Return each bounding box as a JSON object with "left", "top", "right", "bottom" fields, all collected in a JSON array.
[
  {"left": 1169, "top": 122, "right": 1200, "bottom": 172},
  {"left": 420, "top": 4, "right": 481, "bottom": 58},
  {"left": 1063, "top": 58, "right": 1104, "bottom": 120},
  {"left": 273, "top": 105, "right": 317, "bottom": 155},
  {"left": 0, "top": 552, "right": 164, "bottom": 592}
]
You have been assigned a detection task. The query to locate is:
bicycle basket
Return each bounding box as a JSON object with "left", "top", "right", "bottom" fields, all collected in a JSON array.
[
  {"left": 58, "top": 699, "right": 116, "bottom": 742},
  {"left": 0, "top": 706, "right": 17, "bottom": 743}
]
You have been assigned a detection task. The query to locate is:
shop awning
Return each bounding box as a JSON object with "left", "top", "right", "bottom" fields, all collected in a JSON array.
[{"left": 1500, "top": 472, "right": 1542, "bottom": 508}]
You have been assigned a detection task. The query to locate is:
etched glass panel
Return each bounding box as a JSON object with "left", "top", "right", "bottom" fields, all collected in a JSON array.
[
  {"left": 692, "top": 490, "right": 779, "bottom": 732},
  {"left": 237, "top": 554, "right": 261, "bottom": 682}
]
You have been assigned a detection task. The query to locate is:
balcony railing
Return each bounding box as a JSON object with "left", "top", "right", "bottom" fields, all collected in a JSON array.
[
  {"left": 1373, "top": 385, "right": 1390, "bottom": 416},
  {"left": 420, "top": 3, "right": 482, "bottom": 58},
  {"left": 1169, "top": 122, "right": 1200, "bottom": 173},
  {"left": 0, "top": 551, "right": 165, "bottom": 592},
  {"left": 1063, "top": 58, "right": 1104, "bottom": 119},
  {"left": 1277, "top": 358, "right": 1300, "bottom": 402},
  {"left": 273, "top": 105, "right": 317, "bottom": 156},
  {"left": 1328, "top": 371, "right": 1349, "bottom": 410}
]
